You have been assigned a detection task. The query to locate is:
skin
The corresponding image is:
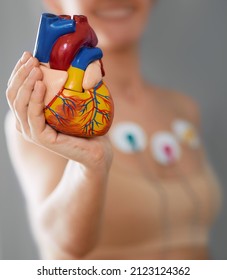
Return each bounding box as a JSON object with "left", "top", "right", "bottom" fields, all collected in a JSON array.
[{"left": 5, "top": 0, "right": 221, "bottom": 259}]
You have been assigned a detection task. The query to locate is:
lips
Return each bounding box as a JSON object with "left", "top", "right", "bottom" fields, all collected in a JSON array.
[{"left": 94, "top": 7, "right": 134, "bottom": 20}]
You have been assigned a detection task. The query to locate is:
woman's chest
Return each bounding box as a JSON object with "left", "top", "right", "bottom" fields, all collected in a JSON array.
[
  {"left": 100, "top": 93, "right": 222, "bottom": 246},
  {"left": 109, "top": 94, "right": 203, "bottom": 179},
  {"left": 100, "top": 160, "right": 222, "bottom": 247}
]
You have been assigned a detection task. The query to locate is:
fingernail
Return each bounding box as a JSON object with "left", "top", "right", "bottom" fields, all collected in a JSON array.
[
  {"left": 25, "top": 57, "right": 34, "bottom": 68},
  {"left": 21, "top": 52, "right": 29, "bottom": 63}
]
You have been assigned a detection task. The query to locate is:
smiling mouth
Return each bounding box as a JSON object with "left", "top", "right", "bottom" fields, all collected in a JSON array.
[{"left": 94, "top": 7, "right": 134, "bottom": 20}]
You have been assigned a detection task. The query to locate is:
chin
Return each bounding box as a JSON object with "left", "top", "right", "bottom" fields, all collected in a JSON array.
[
  {"left": 92, "top": 20, "right": 144, "bottom": 51},
  {"left": 97, "top": 32, "right": 139, "bottom": 51},
  {"left": 67, "top": 1, "right": 151, "bottom": 50},
  {"left": 84, "top": 3, "right": 150, "bottom": 50}
]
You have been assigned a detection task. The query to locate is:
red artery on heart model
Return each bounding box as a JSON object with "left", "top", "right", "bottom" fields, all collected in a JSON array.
[{"left": 34, "top": 13, "right": 114, "bottom": 137}]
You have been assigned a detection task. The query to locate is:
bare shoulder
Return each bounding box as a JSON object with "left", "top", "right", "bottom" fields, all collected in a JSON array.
[
  {"left": 169, "top": 90, "right": 200, "bottom": 125},
  {"left": 149, "top": 85, "right": 201, "bottom": 127}
]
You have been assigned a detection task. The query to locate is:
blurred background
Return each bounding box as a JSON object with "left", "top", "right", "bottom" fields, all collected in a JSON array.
[{"left": 0, "top": 0, "right": 226, "bottom": 259}]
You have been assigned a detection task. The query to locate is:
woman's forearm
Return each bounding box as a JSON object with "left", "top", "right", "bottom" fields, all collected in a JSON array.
[{"left": 35, "top": 160, "right": 109, "bottom": 259}]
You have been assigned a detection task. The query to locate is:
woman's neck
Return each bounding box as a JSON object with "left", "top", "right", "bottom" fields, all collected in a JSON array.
[{"left": 101, "top": 44, "right": 146, "bottom": 98}]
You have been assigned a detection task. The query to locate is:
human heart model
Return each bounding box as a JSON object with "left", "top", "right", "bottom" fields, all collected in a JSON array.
[{"left": 34, "top": 13, "right": 114, "bottom": 137}]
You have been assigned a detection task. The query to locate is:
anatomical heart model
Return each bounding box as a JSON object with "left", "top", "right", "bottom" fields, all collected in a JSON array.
[{"left": 34, "top": 13, "right": 114, "bottom": 137}]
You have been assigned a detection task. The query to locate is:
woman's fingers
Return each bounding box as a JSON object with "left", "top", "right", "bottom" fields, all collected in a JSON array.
[
  {"left": 14, "top": 67, "right": 43, "bottom": 138},
  {"left": 27, "top": 80, "right": 56, "bottom": 143},
  {"left": 6, "top": 57, "right": 40, "bottom": 110},
  {"left": 7, "top": 52, "right": 32, "bottom": 87}
]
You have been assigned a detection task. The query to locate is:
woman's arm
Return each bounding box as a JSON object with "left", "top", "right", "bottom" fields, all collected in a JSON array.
[{"left": 5, "top": 52, "right": 113, "bottom": 259}]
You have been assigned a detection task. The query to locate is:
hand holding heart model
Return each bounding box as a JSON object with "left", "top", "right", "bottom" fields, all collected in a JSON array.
[{"left": 33, "top": 13, "right": 114, "bottom": 137}]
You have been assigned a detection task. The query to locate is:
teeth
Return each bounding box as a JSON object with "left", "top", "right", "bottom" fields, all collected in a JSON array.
[{"left": 95, "top": 8, "right": 133, "bottom": 19}]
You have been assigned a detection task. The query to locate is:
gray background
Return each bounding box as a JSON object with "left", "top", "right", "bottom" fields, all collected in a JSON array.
[{"left": 0, "top": 0, "right": 226, "bottom": 259}]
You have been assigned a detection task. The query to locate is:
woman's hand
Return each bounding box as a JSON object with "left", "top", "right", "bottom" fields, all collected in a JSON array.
[
  {"left": 5, "top": 52, "right": 113, "bottom": 259},
  {"left": 6, "top": 51, "right": 113, "bottom": 171}
]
